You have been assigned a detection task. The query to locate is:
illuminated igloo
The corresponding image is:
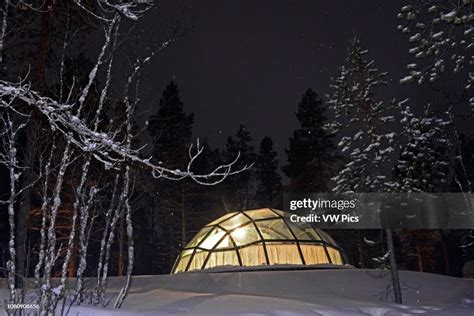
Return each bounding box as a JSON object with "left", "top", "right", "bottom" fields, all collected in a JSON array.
[{"left": 172, "top": 208, "right": 347, "bottom": 273}]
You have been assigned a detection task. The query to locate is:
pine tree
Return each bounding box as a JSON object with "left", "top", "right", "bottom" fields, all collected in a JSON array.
[
  {"left": 393, "top": 104, "right": 452, "bottom": 193},
  {"left": 396, "top": 1, "right": 473, "bottom": 192},
  {"left": 393, "top": 104, "right": 452, "bottom": 273},
  {"left": 457, "top": 134, "right": 474, "bottom": 191},
  {"left": 283, "top": 88, "right": 337, "bottom": 191},
  {"left": 148, "top": 81, "right": 194, "bottom": 166},
  {"left": 328, "top": 34, "right": 402, "bottom": 304},
  {"left": 147, "top": 81, "right": 195, "bottom": 268},
  {"left": 255, "top": 137, "right": 282, "bottom": 207},
  {"left": 328, "top": 35, "right": 396, "bottom": 193},
  {"left": 221, "top": 124, "right": 256, "bottom": 211},
  {"left": 396, "top": 1, "right": 473, "bottom": 110}
]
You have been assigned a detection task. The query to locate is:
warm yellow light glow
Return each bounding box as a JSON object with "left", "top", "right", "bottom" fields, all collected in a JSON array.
[
  {"left": 172, "top": 209, "right": 347, "bottom": 274},
  {"left": 200, "top": 230, "right": 226, "bottom": 249},
  {"left": 232, "top": 227, "right": 247, "bottom": 240}
]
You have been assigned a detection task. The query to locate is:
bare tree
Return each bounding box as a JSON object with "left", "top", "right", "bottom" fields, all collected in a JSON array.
[{"left": 0, "top": 0, "right": 252, "bottom": 314}]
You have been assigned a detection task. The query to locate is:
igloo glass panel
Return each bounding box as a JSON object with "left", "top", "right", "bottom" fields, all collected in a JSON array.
[
  {"left": 172, "top": 209, "right": 347, "bottom": 274},
  {"left": 239, "top": 244, "right": 267, "bottom": 267},
  {"left": 204, "top": 250, "right": 239, "bottom": 269},
  {"left": 269, "top": 209, "right": 286, "bottom": 217},
  {"left": 231, "top": 223, "right": 260, "bottom": 246},
  {"left": 285, "top": 222, "right": 321, "bottom": 240},
  {"left": 266, "top": 243, "right": 303, "bottom": 265},
  {"left": 220, "top": 213, "right": 250, "bottom": 230},
  {"left": 300, "top": 244, "right": 331, "bottom": 265},
  {"left": 256, "top": 219, "right": 294, "bottom": 240},
  {"left": 216, "top": 235, "right": 233, "bottom": 250},
  {"left": 327, "top": 247, "right": 343, "bottom": 264},
  {"left": 245, "top": 209, "right": 280, "bottom": 220},
  {"left": 186, "top": 226, "right": 212, "bottom": 248},
  {"left": 200, "top": 227, "right": 226, "bottom": 250},
  {"left": 172, "top": 249, "right": 194, "bottom": 273},
  {"left": 187, "top": 250, "right": 209, "bottom": 271},
  {"left": 174, "top": 255, "right": 191, "bottom": 273},
  {"left": 181, "top": 249, "right": 193, "bottom": 257}
]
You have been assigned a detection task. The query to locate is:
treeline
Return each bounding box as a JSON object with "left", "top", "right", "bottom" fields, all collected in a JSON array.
[
  {"left": 131, "top": 73, "right": 360, "bottom": 274},
  {"left": 1, "top": 1, "right": 472, "bottom": 282},
  {"left": 130, "top": 35, "right": 474, "bottom": 276}
]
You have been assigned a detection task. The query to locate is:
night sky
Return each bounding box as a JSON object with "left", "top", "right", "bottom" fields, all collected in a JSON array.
[{"left": 136, "top": 0, "right": 433, "bottom": 161}]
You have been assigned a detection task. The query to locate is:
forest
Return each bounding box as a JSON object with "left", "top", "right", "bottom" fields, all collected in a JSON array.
[{"left": 0, "top": 0, "right": 473, "bottom": 314}]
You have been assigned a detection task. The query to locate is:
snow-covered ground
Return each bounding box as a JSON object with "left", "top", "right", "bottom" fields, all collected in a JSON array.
[{"left": 1, "top": 266, "right": 474, "bottom": 315}]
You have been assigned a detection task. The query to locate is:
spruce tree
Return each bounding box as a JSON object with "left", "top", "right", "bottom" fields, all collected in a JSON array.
[
  {"left": 328, "top": 35, "right": 396, "bottom": 193},
  {"left": 148, "top": 81, "right": 194, "bottom": 166},
  {"left": 221, "top": 124, "right": 256, "bottom": 211},
  {"left": 396, "top": 1, "right": 473, "bottom": 110},
  {"left": 147, "top": 81, "right": 194, "bottom": 268},
  {"left": 255, "top": 137, "right": 282, "bottom": 207},
  {"left": 328, "top": 34, "right": 402, "bottom": 304},
  {"left": 393, "top": 104, "right": 452, "bottom": 193},
  {"left": 457, "top": 135, "right": 474, "bottom": 191},
  {"left": 283, "top": 88, "right": 337, "bottom": 191},
  {"left": 393, "top": 105, "right": 452, "bottom": 273}
]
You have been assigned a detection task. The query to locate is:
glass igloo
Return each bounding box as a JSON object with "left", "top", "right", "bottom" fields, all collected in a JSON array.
[{"left": 172, "top": 208, "right": 347, "bottom": 273}]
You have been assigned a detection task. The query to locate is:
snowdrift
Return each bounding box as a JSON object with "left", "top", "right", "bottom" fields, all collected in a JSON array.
[{"left": 1, "top": 267, "right": 474, "bottom": 315}]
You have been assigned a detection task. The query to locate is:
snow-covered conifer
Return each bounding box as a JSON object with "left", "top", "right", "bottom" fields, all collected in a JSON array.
[
  {"left": 393, "top": 104, "right": 452, "bottom": 192},
  {"left": 328, "top": 34, "right": 403, "bottom": 304},
  {"left": 328, "top": 34, "right": 397, "bottom": 193},
  {"left": 397, "top": 1, "right": 473, "bottom": 109}
]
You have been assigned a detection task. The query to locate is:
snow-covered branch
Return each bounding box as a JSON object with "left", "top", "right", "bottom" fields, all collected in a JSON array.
[
  {"left": 0, "top": 81, "right": 251, "bottom": 184},
  {"left": 397, "top": 1, "right": 473, "bottom": 108},
  {"left": 0, "top": 0, "right": 251, "bottom": 311},
  {"left": 0, "top": 0, "right": 8, "bottom": 63}
]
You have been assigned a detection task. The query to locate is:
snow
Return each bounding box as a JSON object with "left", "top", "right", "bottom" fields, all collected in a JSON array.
[
  {"left": 115, "top": 4, "right": 139, "bottom": 21},
  {"left": 362, "top": 237, "right": 376, "bottom": 246},
  {"left": 441, "top": 11, "right": 457, "bottom": 22},
  {"left": 2, "top": 268, "right": 472, "bottom": 315},
  {"left": 400, "top": 75, "right": 414, "bottom": 84},
  {"left": 432, "top": 31, "right": 444, "bottom": 39},
  {"left": 409, "top": 33, "right": 421, "bottom": 42},
  {"left": 401, "top": 5, "right": 412, "bottom": 12}
]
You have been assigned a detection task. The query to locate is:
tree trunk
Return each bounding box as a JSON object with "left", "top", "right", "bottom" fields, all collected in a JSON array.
[
  {"left": 67, "top": 250, "right": 76, "bottom": 278},
  {"left": 440, "top": 233, "right": 450, "bottom": 275},
  {"left": 15, "top": 128, "right": 36, "bottom": 289},
  {"left": 118, "top": 216, "right": 124, "bottom": 277},
  {"left": 357, "top": 231, "right": 365, "bottom": 268},
  {"left": 415, "top": 240, "right": 423, "bottom": 272},
  {"left": 67, "top": 208, "right": 76, "bottom": 278},
  {"left": 33, "top": 0, "right": 53, "bottom": 92},
  {"left": 15, "top": 0, "right": 53, "bottom": 289},
  {"left": 385, "top": 228, "right": 402, "bottom": 304},
  {"left": 181, "top": 183, "right": 186, "bottom": 246},
  {"left": 15, "top": 192, "right": 29, "bottom": 289},
  {"left": 244, "top": 182, "right": 249, "bottom": 210}
]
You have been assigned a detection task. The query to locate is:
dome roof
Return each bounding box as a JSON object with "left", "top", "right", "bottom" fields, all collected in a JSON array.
[{"left": 172, "top": 208, "right": 347, "bottom": 274}]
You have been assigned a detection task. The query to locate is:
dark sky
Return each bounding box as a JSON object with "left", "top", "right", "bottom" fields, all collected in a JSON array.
[{"left": 137, "top": 0, "right": 425, "bottom": 159}]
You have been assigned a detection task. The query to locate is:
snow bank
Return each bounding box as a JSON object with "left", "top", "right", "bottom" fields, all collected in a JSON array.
[{"left": 1, "top": 268, "right": 473, "bottom": 315}]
